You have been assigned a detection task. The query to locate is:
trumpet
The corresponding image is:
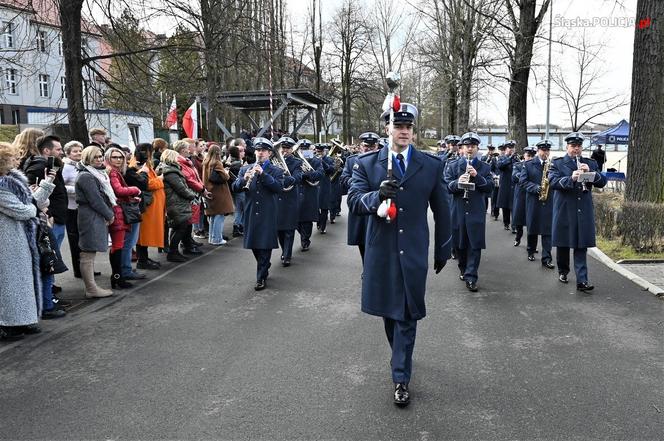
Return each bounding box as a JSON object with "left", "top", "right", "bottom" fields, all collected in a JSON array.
[
  {"left": 292, "top": 144, "right": 320, "bottom": 187},
  {"left": 270, "top": 145, "right": 295, "bottom": 191},
  {"left": 459, "top": 153, "right": 476, "bottom": 200}
]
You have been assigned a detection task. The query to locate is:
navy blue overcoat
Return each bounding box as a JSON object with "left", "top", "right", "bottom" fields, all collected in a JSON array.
[
  {"left": 341, "top": 154, "right": 368, "bottom": 246},
  {"left": 511, "top": 161, "right": 527, "bottom": 226},
  {"left": 232, "top": 162, "right": 284, "bottom": 249},
  {"left": 348, "top": 145, "right": 452, "bottom": 322},
  {"left": 445, "top": 157, "right": 493, "bottom": 249},
  {"left": 548, "top": 155, "right": 607, "bottom": 248},
  {"left": 298, "top": 157, "right": 324, "bottom": 222},
  {"left": 496, "top": 155, "right": 516, "bottom": 209},
  {"left": 519, "top": 158, "right": 553, "bottom": 235},
  {"left": 317, "top": 155, "right": 335, "bottom": 210},
  {"left": 277, "top": 155, "right": 303, "bottom": 230}
]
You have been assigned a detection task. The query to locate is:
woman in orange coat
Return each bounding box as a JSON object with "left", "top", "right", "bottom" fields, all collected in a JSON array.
[{"left": 136, "top": 142, "right": 166, "bottom": 270}]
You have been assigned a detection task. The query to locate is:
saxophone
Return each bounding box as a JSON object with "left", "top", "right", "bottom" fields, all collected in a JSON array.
[{"left": 539, "top": 159, "right": 550, "bottom": 201}]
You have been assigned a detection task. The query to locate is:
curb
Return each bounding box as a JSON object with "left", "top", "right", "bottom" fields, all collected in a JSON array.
[{"left": 588, "top": 247, "right": 664, "bottom": 298}]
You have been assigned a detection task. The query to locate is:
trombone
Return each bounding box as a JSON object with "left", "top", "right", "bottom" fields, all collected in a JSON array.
[
  {"left": 292, "top": 144, "right": 319, "bottom": 187},
  {"left": 271, "top": 144, "right": 295, "bottom": 191},
  {"left": 328, "top": 138, "right": 348, "bottom": 181}
]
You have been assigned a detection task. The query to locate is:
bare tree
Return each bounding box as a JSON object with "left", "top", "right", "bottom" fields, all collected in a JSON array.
[
  {"left": 626, "top": 0, "right": 664, "bottom": 204},
  {"left": 551, "top": 33, "right": 628, "bottom": 132},
  {"left": 310, "top": 0, "right": 324, "bottom": 136}
]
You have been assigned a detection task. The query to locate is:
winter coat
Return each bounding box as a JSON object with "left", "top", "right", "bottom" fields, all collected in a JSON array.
[
  {"left": 75, "top": 165, "right": 114, "bottom": 252},
  {"left": 496, "top": 155, "right": 517, "bottom": 209},
  {"left": 22, "top": 155, "right": 68, "bottom": 224},
  {"left": 519, "top": 158, "right": 554, "bottom": 236},
  {"left": 348, "top": 146, "right": 452, "bottom": 322},
  {"left": 341, "top": 154, "right": 368, "bottom": 246},
  {"left": 0, "top": 170, "right": 54, "bottom": 325},
  {"left": 549, "top": 155, "right": 607, "bottom": 248},
  {"left": 276, "top": 155, "right": 303, "bottom": 231},
  {"left": 176, "top": 155, "right": 204, "bottom": 224},
  {"left": 108, "top": 168, "right": 140, "bottom": 233},
  {"left": 317, "top": 155, "right": 335, "bottom": 210},
  {"left": 202, "top": 161, "right": 234, "bottom": 216},
  {"left": 137, "top": 167, "right": 166, "bottom": 247},
  {"left": 160, "top": 162, "right": 198, "bottom": 227},
  {"left": 62, "top": 158, "right": 79, "bottom": 210},
  {"left": 297, "top": 156, "right": 324, "bottom": 222},
  {"left": 511, "top": 161, "right": 527, "bottom": 226}
]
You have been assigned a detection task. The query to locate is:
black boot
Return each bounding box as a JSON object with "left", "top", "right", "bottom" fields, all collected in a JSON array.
[
  {"left": 110, "top": 250, "right": 133, "bottom": 289},
  {"left": 232, "top": 225, "right": 242, "bottom": 237}
]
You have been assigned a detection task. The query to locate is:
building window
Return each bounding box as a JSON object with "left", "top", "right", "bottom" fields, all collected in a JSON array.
[
  {"left": 129, "top": 124, "right": 139, "bottom": 145},
  {"left": 61, "top": 76, "right": 66, "bottom": 98},
  {"left": 5, "top": 68, "right": 17, "bottom": 95},
  {"left": 37, "top": 30, "right": 47, "bottom": 52},
  {"left": 3, "top": 22, "right": 14, "bottom": 48},
  {"left": 58, "top": 34, "right": 63, "bottom": 55},
  {"left": 11, "top": 109, "right": 20, "bottom": 125},
  {"left": 39, "top": 74, "right": 49, "bottom": 98}
]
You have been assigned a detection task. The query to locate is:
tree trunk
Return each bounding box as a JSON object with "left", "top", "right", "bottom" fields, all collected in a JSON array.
[
  {"left": 59, "top": 0, "right": 88, "bottom": 145},
  {"left": 626, "top": 0, "right": 664, "bottom": 203}
]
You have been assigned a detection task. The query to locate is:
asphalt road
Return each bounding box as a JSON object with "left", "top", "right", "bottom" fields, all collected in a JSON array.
[{"left": 1, "top": 207, "right": 663, "bottom": 440}]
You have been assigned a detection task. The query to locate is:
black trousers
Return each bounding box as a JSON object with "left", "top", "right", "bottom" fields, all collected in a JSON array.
[
  {"left": 317, "top": 209, "right": 329, "bottom": 231},
  {"left": 278, "top": 229, "right": 295, "bottom": 260},
  {"left": 169, "top": 223, "right": 188, "bottom": 254},
  {"left": 358, "top": 244, "right": 365, "bottom": 263},
  {"left": 65, "top": 208, "right": 81, "bottom": 277},
  {"left": 514, "top": 225, "right": 524, "bottom": 242},
  {"left": 252, "top": 249, "right": 272, "bottom": 282},
  {"left": 297, "top": 222, "right": 313, "bottom": 247},
  {"left": 502, "top": 208, "right": 511, "bottom": 228}
]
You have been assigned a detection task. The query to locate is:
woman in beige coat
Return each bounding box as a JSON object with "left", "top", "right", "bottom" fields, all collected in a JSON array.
[{"left": 202, "top": 144, "right": 234, "bottom": 245}]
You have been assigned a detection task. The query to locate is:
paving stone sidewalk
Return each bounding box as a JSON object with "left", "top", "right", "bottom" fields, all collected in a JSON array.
[{"left": 618, "top": 262, "right": 664, "bottom": 292}]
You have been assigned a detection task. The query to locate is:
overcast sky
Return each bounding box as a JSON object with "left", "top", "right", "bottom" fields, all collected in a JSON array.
[{"left": 285, "top": 0, "right": 636, "bottom": 129}]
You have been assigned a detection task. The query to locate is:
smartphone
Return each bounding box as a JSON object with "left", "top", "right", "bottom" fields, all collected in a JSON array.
[{"left": 46, "top": 156, "right": 55, "bottom": 171}]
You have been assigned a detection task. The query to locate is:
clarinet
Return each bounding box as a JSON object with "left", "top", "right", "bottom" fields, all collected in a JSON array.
[{"left": 576, "top": 155, "right": 589, "bottom": 193}]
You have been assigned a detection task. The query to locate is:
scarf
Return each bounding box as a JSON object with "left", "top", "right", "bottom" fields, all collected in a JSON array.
[{"left": 80, "top": 163, "right": 117, "bottom": 206}]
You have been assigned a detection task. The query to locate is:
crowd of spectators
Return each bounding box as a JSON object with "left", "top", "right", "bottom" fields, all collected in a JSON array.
[{"left": 0, "top": 127, "right": 249, "bottom": 341}]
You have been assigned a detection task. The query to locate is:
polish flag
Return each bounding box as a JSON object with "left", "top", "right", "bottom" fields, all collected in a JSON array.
[
  {"left": 182, "top": 101, "right": 198, "bottom": 139},
  {"left": 165, "top": 96, "right": 177, "bottom": 130}
]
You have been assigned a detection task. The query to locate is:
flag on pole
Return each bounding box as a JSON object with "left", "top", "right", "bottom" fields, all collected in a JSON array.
[
  {"left": 182, "top": 101, "right": 198, "bottom": 139},
  {"left": 165, "top": 95, "right": 178, "bottom": 130}
]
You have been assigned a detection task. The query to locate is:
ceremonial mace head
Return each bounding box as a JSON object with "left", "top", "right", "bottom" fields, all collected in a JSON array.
[{"left": 386, "top": 71, "right": 401, "bottom": 94}]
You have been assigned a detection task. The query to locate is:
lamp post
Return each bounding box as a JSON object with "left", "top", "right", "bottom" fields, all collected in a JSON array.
[{"left": 545, "top": 0, "right": 553, "bottom": 141}]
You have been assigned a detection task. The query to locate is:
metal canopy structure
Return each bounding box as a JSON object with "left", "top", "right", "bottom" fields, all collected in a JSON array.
[{"left": 203, "top": 88, "right": 328, "bottom": 139}]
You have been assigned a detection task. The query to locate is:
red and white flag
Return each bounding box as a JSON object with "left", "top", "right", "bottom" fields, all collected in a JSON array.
[
  {"left": 165, "top": 95, "right": 178, "bottom": 130},
  {"left": 182, "top": 101, "right": 198, "bottom": 139}
]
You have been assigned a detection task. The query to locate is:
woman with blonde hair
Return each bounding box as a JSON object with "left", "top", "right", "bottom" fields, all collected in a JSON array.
[
  {"left": 105, "top": 146, "right": 141, "bottom": 288},
  {"left": 75, "top": 146, "right": 115, "bottom": 298},
  {"left": 202, "top": 144, "right": 234, "bottom": 245},
  {"left": 14, "top": 128, "right": 45, "bottom": 169},
  {"left": 62, "top": 140, "right": 85, "bottom": 278}
]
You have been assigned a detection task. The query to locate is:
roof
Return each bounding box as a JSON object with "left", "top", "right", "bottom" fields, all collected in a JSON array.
[
  {"left": 591, "top": 119, "right": 630, "bottom": 145},
  {"left": 0, "top": 0, "right": 100, "bottom": 35},
  {"left": 216, "top": 89, "right": 329, "bottom": 111}
]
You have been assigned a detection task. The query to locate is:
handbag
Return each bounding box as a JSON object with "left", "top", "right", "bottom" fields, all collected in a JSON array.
[
  {"left": 37, "top": 218, "right": 57, "bottom": 275},
  {"left": 120, "top": 200, "right": 142, "bottom": 224}
]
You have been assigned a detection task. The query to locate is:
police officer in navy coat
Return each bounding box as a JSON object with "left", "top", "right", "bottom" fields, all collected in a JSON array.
[
  {"left": 296, "top": 140, "right": 324, "bottom": 251},
  {"left": 232, "top": 137, "right": 284, "bottom": 291},
  {"left": 274, "top": 137, "right": 303, "bottom": 267},
  {"left": 511, "top": 146, "right": 535, "bottom": 247},
  {"left": 341, "top": 132, "right": 380, "bottom": 262},
  {"left": 315, "top": 144, "right": 335, "bottom": 234},
  {"left": 519, "top": 140, "right": 555, "bottom": 267},
  {"left": 444, "top": 132, "right": 494, "bottom": 292},
  {"left": 496, "top": 140, "right": 517, "bottom": 231},
  {"left": 348, "top": 103, "right": 451, "bottom": 407},
  {"left": 549, "top": 132, "right": 607, "bottom": 291}
]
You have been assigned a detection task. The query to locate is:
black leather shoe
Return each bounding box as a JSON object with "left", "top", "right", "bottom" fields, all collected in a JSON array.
[
  {"left": 559, "top": 274, "right": 568, "bottom": 283},
  {"left": 282, "top": 259, "right": 291, "bottom": 267},
  {"left": 319, "top": 230, "right": 326, "bottom": 235},
  {"left": 511, "top": 229, "right": 517, "bottom": 234},
  {"left": 0, "top": 326, "right": 25, "bottom": 341},
  {"left": 42, "top": 308, "right": 67, "bottom": 320},
  {"left": 577, "top": 281, "right": 594, "bottom": 292},
  {"left": 20, "top": 324, "right": 42, "bottom": 334},
  {"left": 52, "top": 296, "right": 72, "bottom": 307},
  {"left": 166, "top": 252, "right": 188, "bottom": 263},
  {"left": 254, "top": 280, "right": 266, "bottom": 291},
  {"left": 125, "top": 272, "right": 147, "bottom": 280},
  {"left": 191, "top": 239, "right": 203, "bottom": 246},
  {"left": 301, "top": 244, "right": 310, "bottom": 252},
  {"left": 183, "top": 248, "right": 203, "bottom": 255},
  {"left": 542, "top": 261, "right": 555, "bottom": 269},
  {"left": 504, "top": 225, "right": 510, "bottom": 230},
  {"left": 394, "top": 383, "right": 410, "bottom": 407},
  {"left": 466, "top": 281, "right": 478, "bottom": 292},
  {"left": 137, "top": 260, "right": 160, "bottom": 270},
  {"left": 514, "top": 239, "right": 520, "bottom": 247},
  {"left": 527, "top": 254, "right": 535, "bottom": 261},
  {"left": 330, "top": 219, "right": 335, "bottom": 224},
  {"left": 459, "top": 272, "right": 465, "bottom": 281}
]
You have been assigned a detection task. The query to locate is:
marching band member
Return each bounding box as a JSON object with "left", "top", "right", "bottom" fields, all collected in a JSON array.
[
  {"left": 496, "top": 140, "right": 517, "bottom": 231},
  {"left": 296, "top": 140, "right": 324, "bottom": 251},
  {"left": 444, "top": 132, "right": 494, "bottom": 292},
  {"left": 549, "top": 132, "right": 607, "bottom": 291},
  {"left": 511, "top": 146, "right": 536, "bottom": 247},
  {"left": 348, "top": 102, "right": 451, "bottom": 407},
  {"left": 519, "top": 140, "right": 555, "bottom": 267},
  {"left": 315, "top": 144, "right": 335, "bottom": 234},
  {"left": 481, "top": 144, "right": 500, "bottom": 220},
  {"left": 274, "top": 137, "right": 303, "bottom": 267},
  {"left": 341, "top": 131, "right": 380, "bottom": 262},
  {"left": 231, "top": 138, "right": 284, "bottom": 291}
]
